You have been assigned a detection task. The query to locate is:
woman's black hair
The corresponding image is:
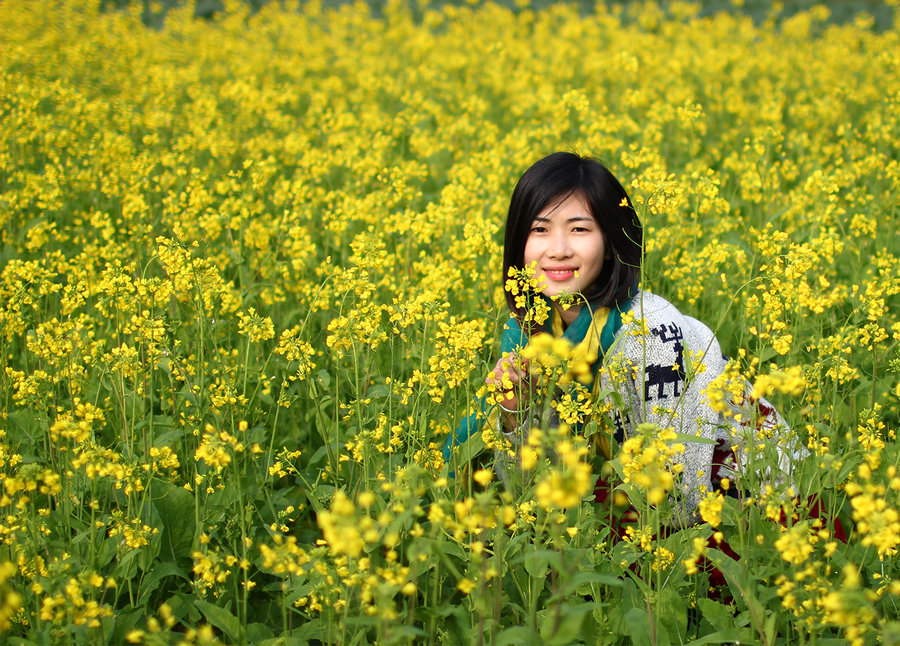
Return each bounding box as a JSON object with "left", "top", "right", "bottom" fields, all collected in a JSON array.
[{"left": 504, "top": 151, "right": 642, "bottom": 317}]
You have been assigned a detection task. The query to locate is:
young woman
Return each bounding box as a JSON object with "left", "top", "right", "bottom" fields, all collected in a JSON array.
[{"left": 445, "top": 151, "right": 800, "bottom": 516}]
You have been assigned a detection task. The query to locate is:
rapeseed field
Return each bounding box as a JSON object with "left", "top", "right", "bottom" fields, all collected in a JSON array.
[{"left": 2, "top": 0, "right": 900, "bottom": 643}]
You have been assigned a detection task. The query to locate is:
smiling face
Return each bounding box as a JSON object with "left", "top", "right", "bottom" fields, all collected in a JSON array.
[
  {"left": 504, "top": 153, "right": 643, "bottom": 318},
  {"left": 523, "top": 191, "right": 607, "bottom": 303}
]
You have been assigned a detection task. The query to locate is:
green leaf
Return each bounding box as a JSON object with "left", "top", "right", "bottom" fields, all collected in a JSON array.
[
  {"left": 258, "top": 637, "right": 309, "bottom": 646},
  {"left": 435, "top": 546, "right": 464, "bottom": 579},
  {"left": 756, "top": 346, "right": 779, "bottom": 364},
  {"left": 658, "top": 587, "right": 687, "bottom": 643},
  {"left": 111, "top": 607, "right": 146, "bottom": 645},
  {"left": 194, "top": 599, "right": 242, "bottom": 644},
  {"left": 138, "top": 501, "right": 164, "bottom": 571},
  {"left": 381, "top": 624, "right": 428, "bottom": 644},
  {"left": 540, "top": 601, "right": 595, "bottom": 645},
  {"left": 306, "top": 446, "right": 329, "bottom": 471},
  {"left": 495, "top": 626, "right": 539, "bottom": 646},
  {"left": 697, "top": 598, "right": 734, "bottom": 633},
  {"left": 9, "top": 637, "right": 51, "bottom": 646},
  {"left": 624, "top": 607, "right": 653, "bottom": 644},
  {"left": 343, "top": 615, "right": 380, "bottom": 629},
  {"left": 673, "top": 432, "right": 718, "bottom": 445},
  {"left": 304, "top": 482, "right": 334, "bottom": 514},
  {"left": 97, "top": 534, "right": 118, "bottom": 569},
  {"left": 315, "top": 369, "right": 332, "bottom": 389},
  {"left": 115, "top": 547, "right": 140, "bottom": 581},
  {"left": 764, "top": 612, "right": 777, "bottom": 645},
  {"left": 684, "top": 629, "right": 758, "bottom": 646},
  {"left": 707, "top": 549, "right": 768, "bottom": 639},
  {"left": 568, "top": 571, "right": 624, "bottom": 590},
  {"left": 246, "top": 622, "right": 275, "bottom": 643},
  {"left": 7, "top": 409, "right": 42, "bottom": 443},
  {"left": 163, "top": 591, "right": 197, "bottom": 623},
  {"left": 152, "top": 481, "right": 197, "bottom": 562},
  {"left": 365, "top": 383, "right": 391, "bottom": 398},
  {"left": 138, "top": 561, "right": 190, "bottom": 606},
  {"left": 292, "top": 619, "right": 328, "bottom": 642},
  {"left": 451, "top": 427, "right": 486, "bottom": 464},
  {"left": 522, "top": 549, "right": 560, "bottom": 578},
  {"left": 581, "top": 418, "right": 600, "bottom": 439},
  {"left": 148, "top": 419, "right": 179, "bottom": 444}
]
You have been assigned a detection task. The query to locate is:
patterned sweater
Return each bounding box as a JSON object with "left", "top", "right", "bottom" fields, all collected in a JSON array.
[{"left": 497, "top": 290, "right": 801, "bottom": 516}]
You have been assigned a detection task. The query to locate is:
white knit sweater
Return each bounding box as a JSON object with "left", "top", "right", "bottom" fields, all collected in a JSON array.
[{"left": 499, "top": 290, "right": 802, "bottom": 518}]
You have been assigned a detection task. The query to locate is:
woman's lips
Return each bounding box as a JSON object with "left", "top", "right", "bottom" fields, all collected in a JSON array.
[{"left": 543, "top": 268, "right": 576, "bottom": 281}]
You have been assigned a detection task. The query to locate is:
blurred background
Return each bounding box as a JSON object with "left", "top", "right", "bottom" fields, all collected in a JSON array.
[{"left": 103, "top": 0, "right": 897, "bottom": 31}]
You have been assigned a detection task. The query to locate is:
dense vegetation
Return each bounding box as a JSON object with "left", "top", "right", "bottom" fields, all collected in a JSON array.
[{"left": 2, "top": 0, "right": 899, "bottom": 643}]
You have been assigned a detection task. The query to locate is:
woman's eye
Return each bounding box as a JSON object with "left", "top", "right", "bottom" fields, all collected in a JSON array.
[{"left": 530, "top": 226, "right": 547, "bottom": 233}]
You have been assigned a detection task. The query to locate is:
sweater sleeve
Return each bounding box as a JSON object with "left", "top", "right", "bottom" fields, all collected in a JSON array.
[
  {"left": 500, "top": 317, "right": 527, "bottom": 355},
  {"left": 491, "top": 316, "right": 536, "bottom": 487}
]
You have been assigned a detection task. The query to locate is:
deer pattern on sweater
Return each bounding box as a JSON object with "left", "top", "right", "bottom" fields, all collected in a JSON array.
[{"left": 644, "top": 323, "right": 686, "bottom": 401}]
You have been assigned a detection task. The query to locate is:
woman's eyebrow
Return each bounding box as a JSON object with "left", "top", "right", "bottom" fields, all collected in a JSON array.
[{"left": 532, "top": 214, "right": 593, "bottom": 226}]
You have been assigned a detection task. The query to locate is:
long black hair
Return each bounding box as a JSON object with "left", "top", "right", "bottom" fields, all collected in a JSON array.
[{"left": 503, "top": 151, "right": 642, "bottom": 317}]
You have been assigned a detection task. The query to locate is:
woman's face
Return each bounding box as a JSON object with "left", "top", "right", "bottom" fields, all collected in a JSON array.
[{"left": 523, "top": 192, "right": 606, "bottom": 300}]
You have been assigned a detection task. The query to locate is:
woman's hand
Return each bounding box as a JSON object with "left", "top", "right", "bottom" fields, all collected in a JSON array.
[{"left": 486, "top": 353, "right": 530, "bottom": 428}]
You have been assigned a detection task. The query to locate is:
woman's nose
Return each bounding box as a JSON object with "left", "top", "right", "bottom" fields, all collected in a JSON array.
[{"left": 549, "top": 234, "right": 571, "bottom": 257}]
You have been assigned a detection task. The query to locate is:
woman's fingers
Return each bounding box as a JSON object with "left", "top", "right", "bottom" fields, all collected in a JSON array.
[
  {"left": 484, "top": 354, "right": 532, "bottom": 415},
  {"left": 505, "top": 356, "right": 529, "bottom": 383},
  {"left": 485, "top": 356, "right": 531, "bottom": 412},
  {"left": 486, "top": 355, "right": 525, "bottom": 385}
]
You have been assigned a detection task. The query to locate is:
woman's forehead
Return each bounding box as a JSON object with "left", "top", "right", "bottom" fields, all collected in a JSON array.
[{"left": 535, "top": 190, "right": 591, "bottom": 220}]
